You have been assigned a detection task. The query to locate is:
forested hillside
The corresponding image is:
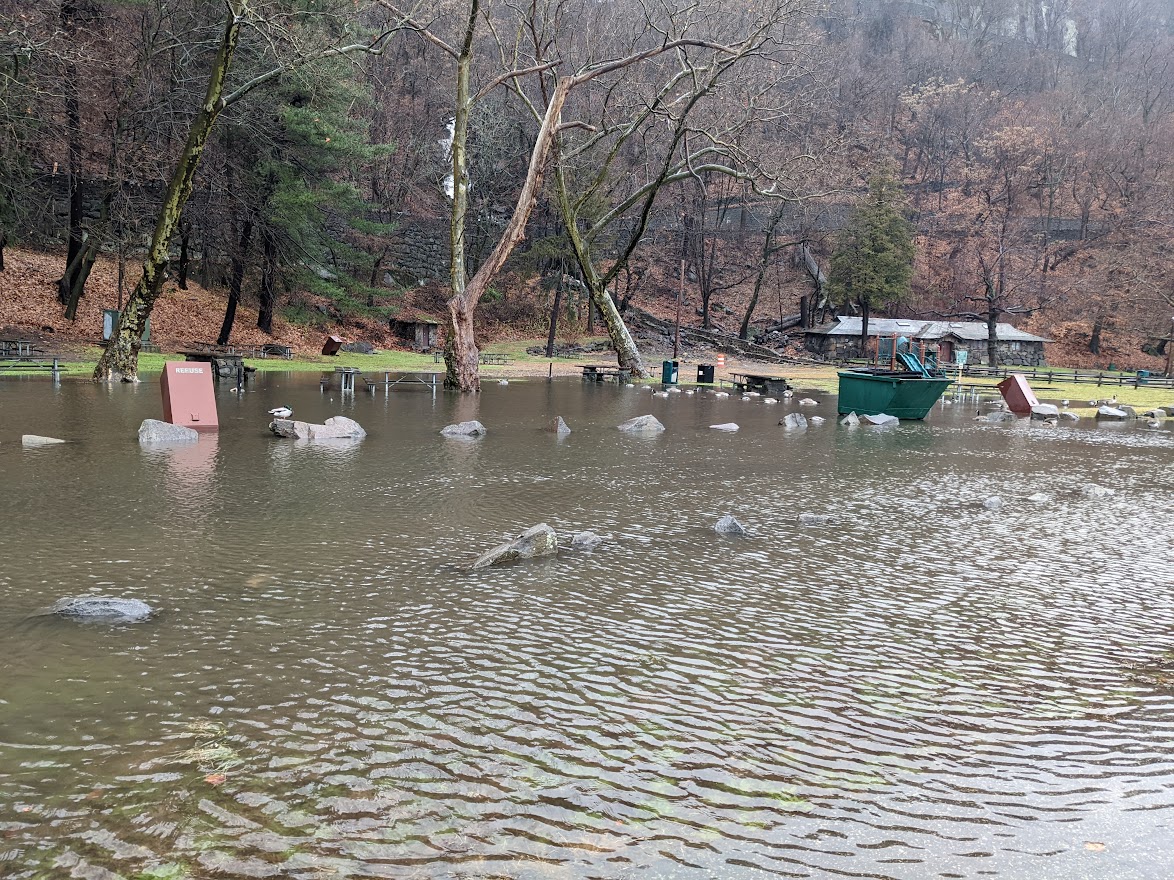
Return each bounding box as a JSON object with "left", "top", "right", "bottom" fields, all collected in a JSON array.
[{"left": 1, "top": 0, "right": 1172, "bottom": 380}]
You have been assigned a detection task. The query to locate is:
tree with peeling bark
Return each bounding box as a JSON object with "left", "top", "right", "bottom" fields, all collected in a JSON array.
[
  {"left": 94, "top": 1, "right": 398, "bottom": 382},
  {"left": 504, "top": 0, "right": 821, "bottom": 377},
  {"left": 382, "top": 0, "right": 815, "bottom": 389}
]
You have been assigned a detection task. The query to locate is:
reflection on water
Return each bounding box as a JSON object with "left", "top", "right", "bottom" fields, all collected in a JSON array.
[{"left": 0, "top": 374, "right": 1172, "bottom": 879}]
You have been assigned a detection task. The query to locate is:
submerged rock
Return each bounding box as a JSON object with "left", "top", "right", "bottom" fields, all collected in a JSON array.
[
  {"left": 22, "top": 435, "right": 65, "bottom": 447},
  {"left": 983, "top": 495, "right": 1003, "bottom": 510},
  {"left": 1030, "top": 404, "right": 1060, "bottom": 420},
  {"left": 809, "top": 416, "right": 827, "bottom": 425},
  {"left": 546, "top": 416, "right": 571, "bottom": 435},
  {"left": 797, "top": 513, "right": 831, "bottom": 526},
  {"left": 51, "top": 597, "right": 153, "bottom": 623},
  {"left": 714, "top": 515, "right": 747, "bottom": 536},
  {"left": 570, "top": 531, "right": 605, "bottom": 550},
  {"left": 840, "top": 412, "right": 860, "bottom": 427},
  {"left": 709, "top": 423, "right": 740, "bottom": 432},
  {"left": 1058, "top": 411, "right": 1080, "bottom": 422},
  {"left": 982, "top": 411, "right": 1018, "bottom": 423},
  {"left": 440, "top": 420, "right": 486, "bottom": 438},
  {"left": 1027, "top": 492, "right": 1052, "bottom": 503},
  {"left": 471, "top": 524, "right": 559, "bottom": 570},
  {"left": 798, "top": 398, "right": 819, "bottom": 406},
  {"left": 780, "top": 413, "right": 808, "bottom": 430},
  {"left": 138, "top": 419, "right": 199, "bottom": 444},
  {"left": 617, "top": 414, "right": 665, "bottom": 433},
  {"left": 1082, "top": 484, "right": 1115, "bottom": 498},
  {"left": 861, "top": 413, "right": 899, "bottom": 426},
  {"left": 273, "top": 416, "right": 366, "bottom": 440}
]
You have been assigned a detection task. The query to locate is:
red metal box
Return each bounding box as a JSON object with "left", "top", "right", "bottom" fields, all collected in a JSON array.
[
  {"left": 997, "top": 373, "right": 1039, "bottom": 415},
  {"left": 161, "top": 361, "right": 219, "bottom": 430}
]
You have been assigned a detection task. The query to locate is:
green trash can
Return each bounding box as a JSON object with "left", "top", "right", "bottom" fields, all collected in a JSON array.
[
  {"left": 1137, "top": 370, "right": 1150, "bottom": 384},
  {"left": 661, "top": 360, "right": 678, "bottom": 384}
]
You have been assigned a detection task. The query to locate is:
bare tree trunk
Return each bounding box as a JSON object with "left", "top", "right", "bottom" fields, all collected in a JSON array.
[
  {"left": 545, "top": 267, "right": 563, "bottom": 357},
  {"left": 217, "top": 217, "right": 252, "bottom": 345},
  {"left": 0, "top": 230, "right": 6, "bottom": 271},
  {"left": 94, "top": 2, "right": 244, "bottom": 381},
  {"left": 740, "top": 203, "right": 787, "bottom": 340},
  {"left": 986, "top": 298, "right": 999, "bottom": 367},
  {"left": 57, "top": 0, "right": 85, "bottom": 307},
  {"left": 1089, "top": 313, "right": 1103, "bottom": 355},
  {"left": 177, "top": 218, "right": 191, "bottom": 289},
  {"left": 257, "top": 229, "right": 277, "bottom": 335}
]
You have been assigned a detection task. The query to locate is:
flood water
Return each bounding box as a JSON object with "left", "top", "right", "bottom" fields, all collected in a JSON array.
[{"left": 1, "top": 373, "right": 1173, "bottom": 879}]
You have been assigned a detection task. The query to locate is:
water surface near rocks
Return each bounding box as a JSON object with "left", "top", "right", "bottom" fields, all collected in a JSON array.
[{"left": 1, "top": 374, "right": 1173, "bottom": 879}]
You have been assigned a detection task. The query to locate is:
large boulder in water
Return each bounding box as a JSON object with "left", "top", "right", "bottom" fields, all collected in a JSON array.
[
  {"left": 617, "top": 414, "right": 665, "bottom": 433},
  {"left": 441, "top": 420, "right": 487, "bottom": 438},
  {"left": 1096, "top": 406, "right": 1129, "bottom": 420},
  {"left": 51, "top": 597, "right": 153, "bottom": 623},
  {"left": 272, "top": 416, "right": 366, "bottom": 440},
  {"left": 471, "top": 524, "right": 559, "bottom": 570},
  {"left": 138, "top": 419, "right": 199, "bottom": 444},
  {"left": 780, "top": 413, "right": 807, "bottom": 430}
]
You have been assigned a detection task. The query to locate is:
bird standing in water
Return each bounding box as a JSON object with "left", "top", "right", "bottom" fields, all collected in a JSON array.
[{"left": 268, "top": 405, "right": 293, "bottom": 419}]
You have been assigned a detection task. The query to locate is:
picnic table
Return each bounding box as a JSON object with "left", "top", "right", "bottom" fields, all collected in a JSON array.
[
  {"left": 730, "top": 371, "right": 791, "bottom": 395},
  {"left": 479, "top": 352, "right": 510, "bottom": 365},
  {"left": 581, "top": 364, "right": 631, "bottom": 383},
  {"left": 0, "top": 338, "right": 38, "bottom": 358}
]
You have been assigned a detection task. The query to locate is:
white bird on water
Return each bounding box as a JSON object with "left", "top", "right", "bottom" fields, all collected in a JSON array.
[{"left": 268, "top": 405, "right": 293, "bottom": 419}]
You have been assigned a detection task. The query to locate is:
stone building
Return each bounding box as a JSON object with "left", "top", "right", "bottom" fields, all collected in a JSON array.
[{"left": 804, "top": 317, "right": 1051, "bottom": 366}]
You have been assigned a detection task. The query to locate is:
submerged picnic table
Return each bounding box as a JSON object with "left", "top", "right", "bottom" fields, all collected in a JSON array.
[
  {"left": 0, "top": 338, "right": 62, "bottom": 377},
  {"left": 581, "top": 364, "right": 631, "bottom": 382},
  {"left": 729, "top": 372, "right": 791, "bottom": 395}
]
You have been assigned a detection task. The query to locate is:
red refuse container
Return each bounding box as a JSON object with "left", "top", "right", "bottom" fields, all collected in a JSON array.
[
  {"left": 161, "top": 361, "right": 219, "bottom": 430},
  {"left": 322, "top": 335, "right": 343, "bottom": 356},
  {"left": 997, "top": 374, "right": 1039, "bottom": 415}
]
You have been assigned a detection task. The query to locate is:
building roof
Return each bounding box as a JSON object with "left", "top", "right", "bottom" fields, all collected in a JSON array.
[{"left": 808, "top": 316, "right": 1051, "bottom": 343}]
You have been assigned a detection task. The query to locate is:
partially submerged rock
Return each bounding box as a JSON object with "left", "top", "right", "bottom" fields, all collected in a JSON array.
[
  {"left": 440, "top": 420, "right": 486, "bottom": 438},
  {"left": 138, "top": 419, "right": 199, "bottom": 444},
  {"left": 714, "top": 515, "right": 747, "bottom": 536},
  {"left": 1027, "top": 492, "right": 1052, "bottom": 503},
  {"left": 546, "top": 416, "right": 571, "bottom": 435},
  {"left": 798, "top": 398, "right": 819, "bottom": 406},
  {"left": 981, "top": 411, "right": 1018, "bottom": 423},
  {"left": 809, "top": 416, "right": 826, "bottom": 425},
  {"left": 618, "top": 414, "right": 665, "bottom": 433},
  {"left": 1096, "top": 406, "right": 1129, "bottom": 420},
  {"left": 51, "top": 597, "right": 153, "bottom": 623},
  {"left": 840, "top": 412, "right": 860, "bottom": 427},
  {"left": 983, "top": 495, "right": 1003, "bottom": 510},
  {"left": 1030, "top": 404, "right": 1059, "bottom": 420},
  {"left": 22, "top": 435, "right": 65, "bottom": 447},
  {"left": 272, "top": 416, "right": 366, "bottom": 440},
  {"left": 570, "top": 531, "right": 605, "bottom": 550},
  {"left": 709, "top": 423, "right": 740, "bottom": 432},
  {"left": 471, "top": 524, "right": 559, "bottom": 570},
  {"left": 861, "top": 413, "right": 899, "bottom": 426},
  {"left": 780, "top": 413, "right": 808, "bottom": 430},
  {"left": 1058, "top": 411, "right": 1080, "bottom": 421}
]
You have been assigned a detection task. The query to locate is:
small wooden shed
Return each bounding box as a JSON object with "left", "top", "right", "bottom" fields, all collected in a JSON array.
[{"left": 390, "top": 316, "right": 441, "bottom": 351}]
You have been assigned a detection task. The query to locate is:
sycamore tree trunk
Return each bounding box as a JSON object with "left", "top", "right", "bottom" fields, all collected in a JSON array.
[
  {"left": 93, "top": 3, "right": 244, "bottom": 381},
  {"left": 56, "top": 0, "right": 85, "bottom": 307},
  {"left": 987, "top": 306, "right": 999, "bottom": 367},
  {"left": 257, "top": 229, "right": 277, "bottom": 334},
  {"left": 443, "top": 9, "right": 571, "bottom": 390},
  {"left": 859, "top": 298, "right": 870, "bottom": 361}
]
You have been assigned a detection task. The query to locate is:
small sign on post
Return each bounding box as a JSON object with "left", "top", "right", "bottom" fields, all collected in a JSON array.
[{"left": 161, "top": 361, "right": 218, "bottom": 430}]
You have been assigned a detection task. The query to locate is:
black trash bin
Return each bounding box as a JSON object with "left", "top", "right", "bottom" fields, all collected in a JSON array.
[
  {"left": 696, "top": 364, "right": 715, "bottom": 384},
  {"left": 661, "top": 359, "right": 679, "bottom": 384}
]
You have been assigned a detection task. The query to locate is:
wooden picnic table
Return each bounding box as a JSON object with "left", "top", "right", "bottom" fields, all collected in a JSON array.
[
  {"left": 0, "top": 338, "right": 40, "bottom": 358},
  {"left": 581, "top": 364, "right": 630, "bottom": 382},
  {"left": 730, "top": 371, "right": 791, "bottom": 395}
]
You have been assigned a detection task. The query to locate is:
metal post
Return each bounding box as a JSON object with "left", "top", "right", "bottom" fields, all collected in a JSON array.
[
  {"left": 674, "top": 259, "right": 683, "bottom": 360},
  {"left": 1165, "top": 317, "right": 1174, "bottom": 378}
]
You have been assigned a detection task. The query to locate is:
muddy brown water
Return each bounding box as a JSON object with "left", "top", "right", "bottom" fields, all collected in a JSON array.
[{"left": 1, "top": 374, "right": 1173, "bottom": 879}]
